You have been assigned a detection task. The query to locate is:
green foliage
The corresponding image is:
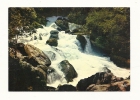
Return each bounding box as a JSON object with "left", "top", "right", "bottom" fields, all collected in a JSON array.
[
  {"left": 67, "top": 8, "right": 90, "bottom": 25},
  {"left": 83, "top": 8, "right": 130, "bottom": 67},
  {"left": 9, "top": 7, "right": 46, "bottom": 38}
]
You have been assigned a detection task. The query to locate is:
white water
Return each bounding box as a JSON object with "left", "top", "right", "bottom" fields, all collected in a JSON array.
[{"left": 17, "top": 16, "right": 130, "bottom": 88}]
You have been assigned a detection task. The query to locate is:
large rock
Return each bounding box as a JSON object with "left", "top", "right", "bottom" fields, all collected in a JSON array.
[
  {"left": 76, "top": 34, "right": 87, "bottom": 50},
  {"left": 46, "top": 38, "right": 58, "bottom": 47},
  {"left": 24, "top": 44, "right": 51, "bottom": 66},
  {"left": 46, "top": 67, "right": 61, "bottom": 84},
  {"left": 86, "top": 84, "right": 110, "bottom": 91},
  {"left": 86, "top": 79, "right": 130, "bottom": 91},
  {"left": 108, "top": 79, "right": 130, "bottom": 91},
  {"left": 9, "top": 55, "right": 47, "bottom": 91},
  {"left": 76, "top": 72, "right": 123, "bottom": 91},
  {"left": 50, "top": 30, "right": 59, "bottom": 39},
  {"left": 9, "top": 42, "right": 51, "bottom": 91},
  {"left": 58, "top": 60, "right": 78, "bottom": 82},
  {"left": 56, "top": 84, "right": 76, "bottom": 91},
  {"left": 55, "top": 18, "right": 69, "bottom": 32}
]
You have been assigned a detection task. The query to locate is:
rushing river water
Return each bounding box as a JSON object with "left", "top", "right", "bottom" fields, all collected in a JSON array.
[{"left": 17, "top": 16, "right": 130, "bottom": 88}]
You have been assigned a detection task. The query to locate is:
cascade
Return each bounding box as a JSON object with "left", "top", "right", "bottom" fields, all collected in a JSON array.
[{"left": 17, "top": 16, "right": 130, "bottom": 88}]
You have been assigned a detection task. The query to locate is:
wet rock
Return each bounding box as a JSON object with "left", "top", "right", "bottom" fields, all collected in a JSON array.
[
  {"left": 55, "top": 19, "right": 69, "bottom": 32},
  {"left": 76, "top": 34, "right": 87, "bottom": 50},
  {"left": 76, "top": 71, "right": 124, "bottom": 91},
  {"left": 9, "top": 54, "right": 47, "bottom": 91},
  {"left": 58, "top": 60, "right": 78, "bottom": 83},
  {"left": 86, "top": 84, "right": 110, "bottom": 91},
  {"left": 34, "top": 35, "right": 37, "bottom": 40},
  {"left": 76, "top": 72, "right": 122, "bottom": 91},
  {"left": 24, "top": 44, "right": 51, "bottom": 66},
  {"left": 46, "top": 38, "right": 58, "bottom": 46},
  {"left": 46, "top": 86, "right": 56, "bottom": 91},
  {"left": 57, "top": 84, "right": 76, "bottom": 91},
  {"left": 47, "top": 70, "right": 61, "bottom": 84},
  {"left": 108, "top": 79, "right": 130, "bottom": 91},
  {"left": 16, "top": 43, "right": 28, "bottom": 56},
  {"left": 50, "top": 30, "right": 59, "bottom": 39}
]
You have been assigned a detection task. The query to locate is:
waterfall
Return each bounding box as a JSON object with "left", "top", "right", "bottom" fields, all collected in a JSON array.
[{"left": 17, "top": 16, "right": 130, "bottom": 88}]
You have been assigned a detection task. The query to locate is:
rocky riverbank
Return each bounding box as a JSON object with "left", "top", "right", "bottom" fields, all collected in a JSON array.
[{"left": 9, "top": 39, "right": 130, "bottom": 91}]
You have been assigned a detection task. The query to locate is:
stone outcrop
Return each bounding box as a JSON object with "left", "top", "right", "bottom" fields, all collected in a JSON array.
[
  {"left": 24, "top": 44, "right": 51, "bottom": 66},
  {"left": 76, "top": 71, "right": 124, "bottom": 91},
  {"left": 55, "top": 17, "right": 70, "bottom": 33},
  {"left": 56, "top": 84, "right": 76, "bottom": 91},
  {"left": 9, "top": 42, "right": 51, "bottom": 91},
  {"left": 76, "top": 34, "right": 87, "bottom": 50},
  {"left": 58, "top": 60, "right": 78, "bottom": 83}
]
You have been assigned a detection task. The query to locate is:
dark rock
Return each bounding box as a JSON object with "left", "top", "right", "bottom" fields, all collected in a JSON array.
[
  {"left": 71, "top": 28, "right": 79, "bottom": 33},
  {"left": 32, "top": 29, "right": 37, "bottom": 33},
  {"left": 77, "top": 72, "right": 116, "bottom": 91},
  {"left": 9, "top": 43, "right": 50, "bottom": 91},
  {"left": 57, "top": 27, "right": 62, "bottom": 31},
  {"left": 35, "top": 67, "right": 47, "bottom": 80},
  {"left": 34, "top": 36, "right": 37, "bottom": 40},
  {"left": 9, "top": 54, "right": 47, "bottom": 91},
  {"left": 50, "top": 30, "right": 59, "bottom": 34},
  {"left": 47, "top": 67, "right": 61, "bottom": 84},
  {"left": 50, "top": 30, "right": 59, "bottom": 39},
  {"left": 24, "top": 44, "right": 51, "bottom": 66},
  {"left": 65, "top": 29, "right": 70, "bottom": 33},
  {"left": 55, "top": 19, "right": 69, "bottom": 31},
  {"left": 39, "top": 35, "right": 42, "bottom": 40},
  {"left": 76, "top": 34, "right": 87, "bottom": 50},
  {"left": 46, "top": 86, "right": 56, "bottom": 91},
  {"left": 58, "top": 60, "right": 78, "bottom": 82},
  {"left": 108, "top": 79, "right": 130, "bottom": 91},
  {"left": 57, "top": 84, "right": 76, "bottom": 91},
  {"left": 46, "top": 38, "right": 58, "bottom": 46},
  {"left": 9, "top": 39, "right": 17, "bottom": 48},
  {"left": 16, "top": 43, "right": 28, "bottom": 56},
  {"left": 86, "top": 84, "right": 109, "bottom": 91},
  {"left": 77, "top": 71, "right": 125, "bottom": 91}
]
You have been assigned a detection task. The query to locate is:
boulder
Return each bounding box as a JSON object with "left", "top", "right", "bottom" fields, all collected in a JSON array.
[
  {"left": 50, "top": 30, "right": 59, "bottom": 39},
  {"left": 46, "top": 67, "right": 61, "bottom": 84},
  {"left": 24, "top": 44, "right": 51, "bottom": 66},
  {"left": 56, "top": 84, "right": 76, "bottom": 91},
  {"left": 86, "top": 84, "right": 110, "bottom": 91},
  {"left": 9, "top": 43, "right": 50, "bottom": 91},
  {"left": 39, "top": 35, "right": 42, "bottom": 40},
  {"left": 76, "top": 34, "right": 87, "bottom": 50},
  {"left": 57, "top": 27, "right": 62, "bottom": 31},
  {"left": 55, "top": 19, "right": 69, "bottom": 32},
  {"left": 58, "top": 60, "right": 78, "bottom": 82},
  {"left": 46, "top": 86, "right": 56, "bottom": 91},
  {"left": 34, "top": 36, "right": 37, "bottom": 40},
  {"left": 16, "top": 43, "right": 28, "bottom": 56},
  {"left": 46, "top": 38, "right": 58, "bottom": 46},
  {"left": 9, "top": 54, "right": 47, "bottom": 91},
  {"left": 50, "top": 30, "right": 59, "bottom": 34},
  {"left": 108, "top": 79, "right": 130, "bottom": 91},
  {"left": 76, "top": 72, "right": 123, "bottom": 91}
]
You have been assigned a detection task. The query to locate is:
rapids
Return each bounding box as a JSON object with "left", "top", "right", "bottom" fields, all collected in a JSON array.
[{"left": 17, "top": 16, "right": 130, "bottom": 88}]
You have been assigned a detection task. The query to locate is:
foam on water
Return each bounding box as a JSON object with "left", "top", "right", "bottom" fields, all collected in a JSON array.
[{"left": 18, "top": 16, "right": 130, "bottom": 88}]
